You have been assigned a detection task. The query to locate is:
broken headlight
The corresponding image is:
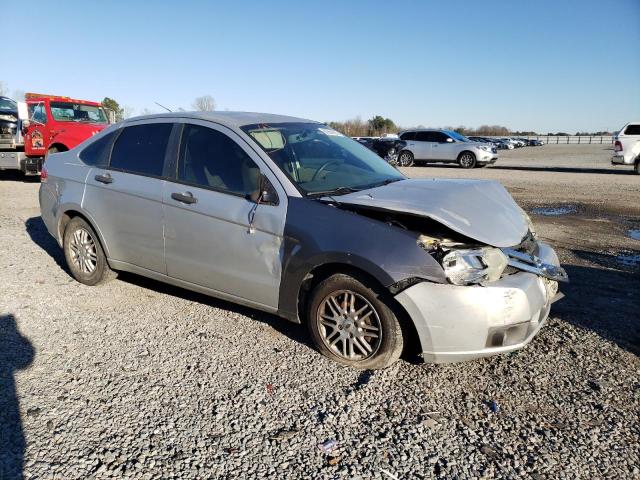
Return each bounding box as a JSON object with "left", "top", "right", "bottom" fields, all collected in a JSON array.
[{"left": 442, "top": 247, "right": 508, "bottom": 285}]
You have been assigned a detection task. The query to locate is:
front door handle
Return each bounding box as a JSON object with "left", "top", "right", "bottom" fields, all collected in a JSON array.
[
  {"left": 94, "top": 173, "right": 113, "bottom": 184},
  {"left": 171, "top": 191, "right": 198, "bottom": 204}
]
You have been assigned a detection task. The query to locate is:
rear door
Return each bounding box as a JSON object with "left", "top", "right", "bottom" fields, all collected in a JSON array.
[
  {"left": 413, "top": 131, "right": 435, "bottom": 160},
  {"left": 83, "top": 121, "right": 174, "bottom": 273},
  {"left": 162, "top": 121, "right": 287, "bottom": 310}
]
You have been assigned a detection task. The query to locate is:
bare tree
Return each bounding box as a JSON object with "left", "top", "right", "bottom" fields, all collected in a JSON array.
[
  {"left": 12, "top": 90, "right": 25, "bottom": 101},
  {"left": 0, "top": 81, "right": 7, "bottom": 96},
  {"left": 192, "top": 95, "right": 216, "bottom": 111},
  {"left": 122, "top": 106, "right": 135, "bottom": 119}
]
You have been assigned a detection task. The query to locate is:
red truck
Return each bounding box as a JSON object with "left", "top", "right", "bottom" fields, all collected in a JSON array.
[{"left": 0, "top": 93, "right": 110, "bottom": 175}]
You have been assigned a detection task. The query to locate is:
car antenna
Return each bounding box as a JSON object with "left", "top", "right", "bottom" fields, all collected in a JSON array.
[{"left": 154, "top": 102, "right": 172, "bottom": 112}]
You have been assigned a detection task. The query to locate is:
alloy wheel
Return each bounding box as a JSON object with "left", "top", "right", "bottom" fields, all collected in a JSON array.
[
  {"left": 68, "top": 227, "right": 98, "bottom": 274},
  {"left": 459, "top": 153, "right": 475, "bottom": 168},
  {"left": 316, "top": 290, "right": 382, "bottom": 361}
]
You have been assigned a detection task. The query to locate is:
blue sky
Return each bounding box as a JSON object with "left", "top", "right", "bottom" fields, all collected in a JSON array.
[{"left": 2, "top": 0, "right": 638, "bottom": 132}]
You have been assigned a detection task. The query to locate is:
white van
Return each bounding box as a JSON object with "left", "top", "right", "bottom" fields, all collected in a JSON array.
[{"left": 612, "top": 121, "right": 640, "bottom": 174}]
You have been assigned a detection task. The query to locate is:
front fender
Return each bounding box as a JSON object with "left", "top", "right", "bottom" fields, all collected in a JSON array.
[{"left": 277, "top": 197, "right": 446, "bottom": 322}]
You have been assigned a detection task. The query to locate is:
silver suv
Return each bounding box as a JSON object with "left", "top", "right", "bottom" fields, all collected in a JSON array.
[
  {"left": 39, "top": 112, "right": 566, "bottom": 369},
  {"left": 397, "top": 129, "right": 498, "bottom": 168}
]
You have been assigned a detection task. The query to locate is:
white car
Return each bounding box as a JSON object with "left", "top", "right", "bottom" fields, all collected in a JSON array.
[{"left": 612, "top": 121, "right": 640, "bottom": 174}]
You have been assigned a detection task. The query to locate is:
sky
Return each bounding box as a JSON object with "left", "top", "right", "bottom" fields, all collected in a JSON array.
[{"left": 1, "top": 0, "right": 639, "bottom": 133}]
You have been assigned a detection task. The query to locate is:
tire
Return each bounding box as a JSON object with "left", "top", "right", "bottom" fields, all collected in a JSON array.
[
  {"left": 63, "top": 217, "right": 116, "bottom": 286},
  {"left": 458, "top": 151, "right": 477, "bottom": 169},
  {"left": 397, "top": 150, "right": 414, "bottom": 167},
  {"left": 635, "top": 159, "right": 640, "bottom": 175},
  {"left": 307, "top": 273, "right": 403, "bottom": 369}
]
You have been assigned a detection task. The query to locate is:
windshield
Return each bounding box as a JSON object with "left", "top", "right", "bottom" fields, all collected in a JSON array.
[
  {"left": 241, "top": 122, "right": 405, "bottom": 196},
  {"left": 444, "top": 130, "right": 471, "bottom": 142},
  {"left": 0, "top": 98, "right": 17, "bottom": 112},
  {"left": 50, "top": 102, "right": 108, "bottom": 123}
]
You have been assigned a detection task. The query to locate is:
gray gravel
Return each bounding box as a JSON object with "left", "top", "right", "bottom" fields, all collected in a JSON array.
[{"left": 1, "top": 145, "right": 639, "bottom": 479}]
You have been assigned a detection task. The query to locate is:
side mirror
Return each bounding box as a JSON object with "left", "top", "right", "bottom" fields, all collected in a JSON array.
[
  {"left": 446, "top": 137, "right": 454, "bottom": 143},
  {"left": 250, "top": 173, "right": 278, "bottom": 205},
  {"left": 21, "top": 120, "right": 30, "bottom": 135}
]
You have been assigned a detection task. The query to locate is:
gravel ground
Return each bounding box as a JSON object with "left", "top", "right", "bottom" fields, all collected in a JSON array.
[{"left": 1, "top": 144, "right": 639, "bottom": 479}]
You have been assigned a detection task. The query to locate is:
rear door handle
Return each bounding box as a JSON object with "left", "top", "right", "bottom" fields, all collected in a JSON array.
[
  {"left": 171, "top": 191, "right": 198, "bottom": 204},
  {"left": 94, "top": 173, "right": 113, "bottom": 184}
]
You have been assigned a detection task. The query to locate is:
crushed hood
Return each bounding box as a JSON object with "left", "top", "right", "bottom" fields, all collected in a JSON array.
[{"left": 335, "top": 178, "right": 528, "bottom": 248}]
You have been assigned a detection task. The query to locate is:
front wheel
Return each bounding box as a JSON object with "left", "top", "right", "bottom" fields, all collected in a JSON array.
[
  {"left": 63, "top": 217, "right": 116, "bottom": 286},
  {"left": 307, "top": 273, "right": 404, "bottom": 369},
  {"left": 397, "top": 150, "right": 414, "bottom": 167},
  {"left": 458, "top": 152, "right": 477, "bottom": 169}
]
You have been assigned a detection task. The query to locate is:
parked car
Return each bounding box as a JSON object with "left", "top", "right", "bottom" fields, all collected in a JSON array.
[
  {"left": 355, "top": 136, "right": 407, "bottom": 165},
  {"left": 612, "top": 121, "right": 640, "bottom": 174},
  {"left": 397, "top": 129, "right": 498, "bottom": 168},
  {"left": 527, "top": 139, "right": 544, "bottom": 146},
  {"left": 39, "top": 112, "right": 567, "bottom": 369}
]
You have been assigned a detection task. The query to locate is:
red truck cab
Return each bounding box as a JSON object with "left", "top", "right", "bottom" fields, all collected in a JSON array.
[{"left": 23, "top": 93, "right": 109, "bottom": 169}]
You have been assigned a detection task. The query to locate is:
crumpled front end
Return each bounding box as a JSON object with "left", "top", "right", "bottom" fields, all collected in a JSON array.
[{"left": 395, "top": 241, "right": 565, "bottom": 363}]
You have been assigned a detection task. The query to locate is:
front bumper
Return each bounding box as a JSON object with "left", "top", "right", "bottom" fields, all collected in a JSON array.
[
  {"left": 611, "top": 154, "right": 633, "bottom": 165},
  {"left": 395, "top": 242, "right": 563, "bottom": 363}
]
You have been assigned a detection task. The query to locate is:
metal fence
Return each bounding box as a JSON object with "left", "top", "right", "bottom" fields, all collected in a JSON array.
[{"left": 490, "top": 135, "right": 614, "bottom": 144}]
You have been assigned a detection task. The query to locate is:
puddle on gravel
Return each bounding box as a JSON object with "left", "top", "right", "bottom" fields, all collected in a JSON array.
[
  {"left": 628, "top": 229, "right": 640, "bottom": 241},
  {"left": 531, "top": 205, "right": 576, "bottom": 216},
  {"left": 617, "top": 252, "right": 640, "bottom": 268}
]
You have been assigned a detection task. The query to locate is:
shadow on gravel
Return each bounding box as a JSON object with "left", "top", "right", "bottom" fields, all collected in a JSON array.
[
  {"left": 0, "top": 171, "right": 40, "bottom": 183},
  {"left": 0, "top": 314, "right": 35, "bottom": 480},
  {"left": 116, "top": 272, "right": 315, "bottom": 350},
  {"left": 556, "top": 262, "right": 640, "bottom": 357},
  {"left": 24, "top": 217, "right": 67, "bottom": 272}
]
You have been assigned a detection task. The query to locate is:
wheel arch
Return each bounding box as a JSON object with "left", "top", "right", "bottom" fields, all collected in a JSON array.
[
  {"left": 457, "top": 149, "right": 477, "bottom": 160},
  {"left": 295, "top": 262, "right": 422, "bottom": 357},
  {"left": 58, "top": 207, "right": 112, "bottom": 260},
  {"left": 48, "top": 142, "right": 69, "bottom": 153}
]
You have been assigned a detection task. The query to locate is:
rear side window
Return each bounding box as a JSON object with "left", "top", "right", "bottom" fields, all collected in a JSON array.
[
  {"left": 79, "top": 131, "right": 117, "bottom": 167},
  {"left": 433, "top": 132, "right": 450, "bottom": 143},
  {"left": 400, "top": 131, "right": 416, "bottom": 141},
  {"left": 177, "top": 124, "right": 260, "bottom": 196},
  {"left": 624, "top": 124, "right": 640, "bottom": 135},
  {"left": 415, "top": 131, "right": 434, "bottom": 142},
  {"left": 110, "top": 123, "right": 172, "bottom": 177}
]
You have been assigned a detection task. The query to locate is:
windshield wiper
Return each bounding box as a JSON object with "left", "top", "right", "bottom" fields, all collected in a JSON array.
[
  {"left": 306, "top": 186, "right": 359, "bottom": 198},
  {"left": 361, "top": 177, "right": 404, "bottom": 190}
]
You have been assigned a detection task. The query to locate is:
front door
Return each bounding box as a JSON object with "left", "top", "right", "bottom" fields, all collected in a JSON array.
[
  {"left": 163, "top": 121, "right": 287, "bottom": 310},
  {"left": 24, "top": 101, "right": 50, "bottom": 157}
]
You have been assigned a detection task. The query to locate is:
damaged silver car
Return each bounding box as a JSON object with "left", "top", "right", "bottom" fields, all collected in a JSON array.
[{"left": 39, "top": 112, "right": 567, "bottom": 369}]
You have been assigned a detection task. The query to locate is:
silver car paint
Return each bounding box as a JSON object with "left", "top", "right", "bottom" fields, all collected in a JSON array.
[
  {"left": 396, "top": 242, "right": 561, "bottom": 362},
  {"left": 161, "top": 119, "right": 287, "bottom": 309},
  {"left": 332, "top": 178, "right": 529, "bottom": 248},
  {"left": 401, "top": 129, "right": 497, "bottom": 164}
]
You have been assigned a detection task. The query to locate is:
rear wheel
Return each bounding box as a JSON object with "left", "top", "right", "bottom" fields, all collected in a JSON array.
[
  {"left": 63, "top": 217, "right": 116, "bottom": 286},
  {"left": 307, "top": 273, "right": 403, "bottom": 369},
  {"left": 458, "top": 151, "right": 477, "bottom": 169},
  {"left": 397, "top": 150, "right": 414, "bottom": 167}
]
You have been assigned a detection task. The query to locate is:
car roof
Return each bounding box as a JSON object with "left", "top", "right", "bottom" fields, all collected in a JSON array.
[{"left": 121, "top": 111, "right": 320, "bottom": 128}]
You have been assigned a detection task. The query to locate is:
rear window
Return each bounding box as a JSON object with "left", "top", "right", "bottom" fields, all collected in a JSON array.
[
  {"left": 623, "top": 124, "right": 640, "bottom": 135},
  {"left": 109, "top": 123, "right": 172, "bottom": 177},
  {"left": 79, "top": 131, "right": 117, "bottom": 167}
]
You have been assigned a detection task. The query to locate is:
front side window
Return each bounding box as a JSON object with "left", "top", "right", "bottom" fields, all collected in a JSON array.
[
  {"left": 178, "top": 124, "right": 260, "bottom": 196},
  {"left": 80, "top": 131, "right": 117, "bottom": 167},
  {"left": 50, "top": 102, "right": 108, "bottom": 124},
  {"left": 241, "top": 123, "right": 404, "bottom": 196},
  {"left": 110, "top": 123, "right": 172, "bottom": 177}
]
